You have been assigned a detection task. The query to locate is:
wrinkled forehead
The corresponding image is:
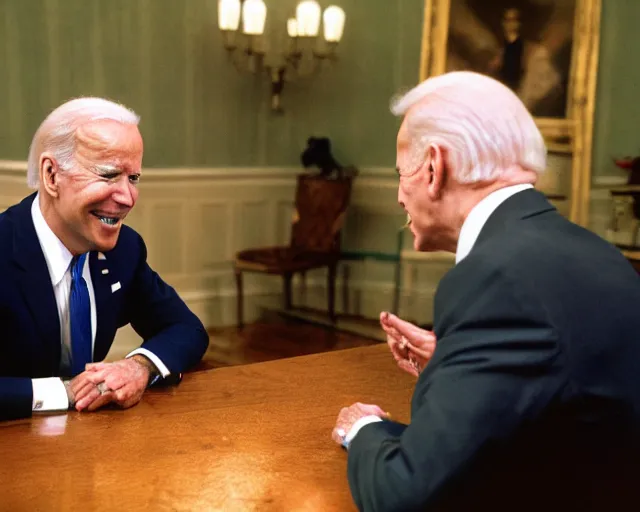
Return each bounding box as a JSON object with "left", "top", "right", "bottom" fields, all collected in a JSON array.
[{"left": 75, "top": 120, "right": 143, "bottom": 166}]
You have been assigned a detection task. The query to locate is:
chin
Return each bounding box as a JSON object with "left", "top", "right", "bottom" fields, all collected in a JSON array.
[
  {"left": 413, "top": 231, "right": 441, "bottom": 253},
  {"left": 90, "top": 232, "right": 121, "bottom": 253}
]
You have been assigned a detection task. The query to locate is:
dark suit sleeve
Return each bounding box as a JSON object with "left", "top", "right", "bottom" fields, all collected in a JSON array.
[
  {"left": 346, "top": 264, "right": 565, "bottom": 512},
  {"left": 0, "top": 378, "right": 33, "bottom": 421},
  {"left": 126, "top": 234, "right": 209, "bottom": 375}
]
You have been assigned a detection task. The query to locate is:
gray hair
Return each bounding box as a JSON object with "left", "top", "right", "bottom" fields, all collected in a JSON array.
[
  {"left": 391, "top": 71, "right": 546, "bottom": 183},
  {"left": 26, "top": 97, "right": 140, "bottom": 189}
]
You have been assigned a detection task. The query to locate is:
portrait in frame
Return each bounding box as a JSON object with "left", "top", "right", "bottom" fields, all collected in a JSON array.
[{"left": 418, "top": 0, "right": 601, "bottom": 225}]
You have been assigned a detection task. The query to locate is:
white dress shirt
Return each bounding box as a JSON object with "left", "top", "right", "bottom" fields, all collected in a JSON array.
[
  {"left": 341, "top": 184, "right": 534, "bottom": 448},
  {"left": 30, "top": 195, "right": 169, "bottom": 412}
]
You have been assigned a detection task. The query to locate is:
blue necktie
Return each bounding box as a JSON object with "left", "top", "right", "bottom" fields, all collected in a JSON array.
[{"left": 70, "top": 253, "right": 92, "bottom": 376}]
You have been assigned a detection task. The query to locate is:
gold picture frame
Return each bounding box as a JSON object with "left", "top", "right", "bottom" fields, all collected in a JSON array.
[{"left": 419, "top": 0, "right": 601, "bottom": 226}]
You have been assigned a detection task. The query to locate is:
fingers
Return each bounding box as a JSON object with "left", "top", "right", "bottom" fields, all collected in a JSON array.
[
  {"left": 75, "top": 386, "right": 103, "bottom": 411},
  {"left": 355, "top": 402, "right": 391, "bottom": 419},
  {"left": 385, "top": 313, "right": 422, "bottom": 337},
  {"left": 386, "top": 334, "right": 404, "bottom": 362},
  {"left": 103, "top": 372, "right": 128, "bottom": 392},
  {"left": 87, "top": 390, "right": 115, "bottom": 412},
  {"left": 73, "top": 381, "right": 97, "bottom": 405},
  {"left": 397, "top": 359, "right": 420, "bottom": 378},
  {"left": 407, "top": 341, "right": 435, "bottom": 361},
  {"left": 85, "top": 369, "right": 110, "bottom": 385},
  {"left": 85, "top": 369, "right": 127, "bottom": 392},
  {"left": 386, "top": 314, "right": 436, "bottom": 348},
  {"left": 69, "top": 371, "right": 95, "bottom": 394}
]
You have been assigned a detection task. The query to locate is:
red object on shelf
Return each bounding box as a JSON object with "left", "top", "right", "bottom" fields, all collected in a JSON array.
[{"left": 613, "top": 157, "right": 635, "bottom": 170}]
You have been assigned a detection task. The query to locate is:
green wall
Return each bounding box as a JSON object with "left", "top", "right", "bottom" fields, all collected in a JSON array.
[
  {"left": 2, "top": 0, "right": 635, "bottom": 178},
  {"left": 592, "top": 0, "right": 640, "bottom": 179},
  {"left": 0, "top": 0, "right": 422, "bottom": 168}
]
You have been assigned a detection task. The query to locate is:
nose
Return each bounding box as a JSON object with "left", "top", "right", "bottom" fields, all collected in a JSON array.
[{"left": 112, "top": 176, "right": 137, "bottom": 208}]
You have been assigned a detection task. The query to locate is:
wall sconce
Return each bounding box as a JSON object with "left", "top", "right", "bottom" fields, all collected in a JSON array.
[{"left": 218, "top": 0, "right": 346, "bottom": 112}]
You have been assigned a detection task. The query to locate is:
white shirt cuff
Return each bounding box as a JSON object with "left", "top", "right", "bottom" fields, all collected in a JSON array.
[
  {"left": 126, "top": 348, "right": 170, "bottom": 378},
  {"left": 32, "top": 378, "right": 69, "bottom": 412},
  {"left": 345, "top": 415, "right": 383, "bottom": 447}
]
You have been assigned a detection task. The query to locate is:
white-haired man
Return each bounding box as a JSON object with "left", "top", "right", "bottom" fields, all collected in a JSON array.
[
  {"left": 0, "top": 97, "right": 208, "bottom": 421},
  {"left": 333, "top": 72, "right": 640, "bottom": 511}
]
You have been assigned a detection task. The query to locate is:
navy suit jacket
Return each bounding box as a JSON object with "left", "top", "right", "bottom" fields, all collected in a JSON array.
[
  {"left": 347, "top": 190, "right": 640, "bottom": 511},
  {"left": 0, "top": 194, "right": 209, "bottom": 421}
]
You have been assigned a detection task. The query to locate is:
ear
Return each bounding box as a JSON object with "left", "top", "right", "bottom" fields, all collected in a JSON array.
[
  {"left": 425, "top": 144, "right": 447, "bottom": 201},
  {"left": 39, "top": 153, "right": 61, "bottom": 198}
]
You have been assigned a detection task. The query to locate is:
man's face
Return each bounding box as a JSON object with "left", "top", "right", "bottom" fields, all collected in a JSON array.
[
  {"left": 396, "top": 119, "right": 440, "bottom": 252},
  {"left": 53, "top": 120, "right": 143, "bottom": 254}
]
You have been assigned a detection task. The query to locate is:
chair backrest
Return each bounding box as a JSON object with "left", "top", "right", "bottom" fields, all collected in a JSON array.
[{"left": 290, "top": 174, "right": 353, "bottom": 252}]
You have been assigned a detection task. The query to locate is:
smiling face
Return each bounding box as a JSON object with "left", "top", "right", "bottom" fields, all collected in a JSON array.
[{"left": 41, "top": 120, "right": 143, "bottom": 254}]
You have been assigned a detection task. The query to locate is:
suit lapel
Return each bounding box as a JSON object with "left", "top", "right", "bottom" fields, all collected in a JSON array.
[
  {"left": 12, "top": 194, "right": 61, "bottom": 375},
  {"left": 89, "top": 252, "right": 118, "bottom": 362}
]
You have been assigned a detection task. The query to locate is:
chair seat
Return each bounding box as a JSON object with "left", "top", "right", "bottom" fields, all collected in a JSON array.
[{"left": 236, "top": 246, "right": 339, "bottom": 274}]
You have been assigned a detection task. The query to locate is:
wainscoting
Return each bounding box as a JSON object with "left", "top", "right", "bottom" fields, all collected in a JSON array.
[{"left": 0, "top": 158, "right": 623, "bottom": 358}]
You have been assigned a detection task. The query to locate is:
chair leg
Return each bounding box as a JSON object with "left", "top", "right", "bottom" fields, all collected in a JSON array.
[
  {"left": 328, "top": 262, "right": 337, "bottom": 323},
  {"left": 235, "top": 268, "right": 244, "bottom": 328},
  {"left": 283, "top": 273, "right": 293, "bottom": 310},
  {"left": 300, "top": 271, "right": 307, "bottom": 306},
  {"left": 341, "top": 264, "right": 350, "bottom": 315}
]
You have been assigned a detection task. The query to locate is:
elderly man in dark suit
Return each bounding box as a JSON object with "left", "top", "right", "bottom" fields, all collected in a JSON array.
[
  {"left": 0, "top": 97, "right": 209, "bottom": 421},
  {"left": 332, "top": 71, "right": 640, "bottom": 511}
]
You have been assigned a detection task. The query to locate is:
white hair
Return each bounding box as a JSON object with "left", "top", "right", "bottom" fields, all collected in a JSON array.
[
  {"left": 26, "top": 97, "right": 140, "bottom": 189},
  {"left": 391, "top": 71, "right": 546, "bottom": 183}
]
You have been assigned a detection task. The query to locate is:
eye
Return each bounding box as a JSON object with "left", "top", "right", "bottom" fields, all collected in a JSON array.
[
  {"left": 103, "top": 172, "right": 120, "bottom": 181},
  {"left": 129, "top": 174, "right": 141, "bottom": 185}
]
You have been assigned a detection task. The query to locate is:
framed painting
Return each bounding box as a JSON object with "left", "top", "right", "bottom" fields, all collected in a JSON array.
[{"left": 418, "top": 0, "right": 601, "bottom": 225}]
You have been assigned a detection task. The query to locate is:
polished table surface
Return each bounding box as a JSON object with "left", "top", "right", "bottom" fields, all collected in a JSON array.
[{"left": 0, "top": 344, "right": 414, "bottom": 511}]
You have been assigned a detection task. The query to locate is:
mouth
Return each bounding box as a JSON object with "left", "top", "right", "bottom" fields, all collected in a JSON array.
[
  {"left": 90, "top": 211, "right": 124, "bottom": 228},
  {"left": 402, "top": 213, "right": 412, "bottom": 229}
]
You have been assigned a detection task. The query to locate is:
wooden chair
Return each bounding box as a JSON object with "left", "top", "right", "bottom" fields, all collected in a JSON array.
[{"left": 234, "top": 174, "right": 353, "bottom": 327}]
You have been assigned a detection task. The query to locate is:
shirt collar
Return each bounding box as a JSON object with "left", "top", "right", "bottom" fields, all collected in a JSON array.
[
  {"left": 455, "top": 184, "right": 534, "bottom": 264},
  {"left": 31, "top": 193, "right": 74, "bottom": 286}
]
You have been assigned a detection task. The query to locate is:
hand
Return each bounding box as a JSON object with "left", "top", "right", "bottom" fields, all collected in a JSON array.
[
  {"left": 65, "top": 371, "right": 102, "bottom": 410},
  {"left": 332, "top": 402, "right": 390, "bottom": 445},
  {"left": 73, "top": 357, "right": 153, "bottom": 412},
  {"left": 380, "top": 311, "right": 436, "bottom": 377}
]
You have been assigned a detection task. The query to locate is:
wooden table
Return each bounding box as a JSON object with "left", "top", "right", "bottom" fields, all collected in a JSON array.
[{"left": 0, "top": 344, "right": 414, "bottom": 511}]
